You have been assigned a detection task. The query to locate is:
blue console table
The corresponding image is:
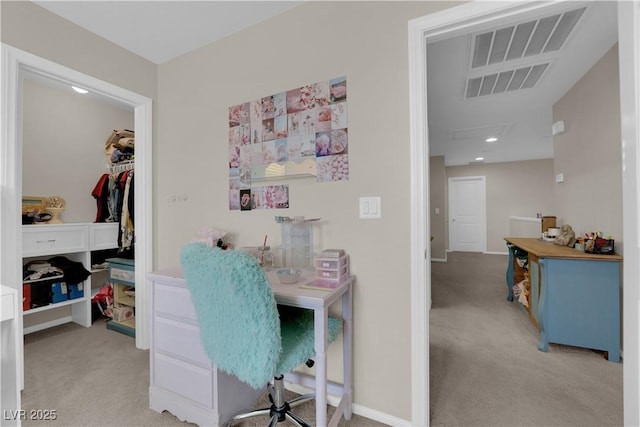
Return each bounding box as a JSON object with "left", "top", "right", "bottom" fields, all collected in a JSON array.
[{"left": 505, "top": 237, "right": 621, "bottom": 362}]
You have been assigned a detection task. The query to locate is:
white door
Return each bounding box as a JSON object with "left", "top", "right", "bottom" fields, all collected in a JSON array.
[{"left": 448, "top": 176, "right": 486, "bottom": 252}]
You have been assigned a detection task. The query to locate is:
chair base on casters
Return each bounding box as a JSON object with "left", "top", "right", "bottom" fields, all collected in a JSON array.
[{"left": 227, "top": 375, "right": 314, "bottom": 427}]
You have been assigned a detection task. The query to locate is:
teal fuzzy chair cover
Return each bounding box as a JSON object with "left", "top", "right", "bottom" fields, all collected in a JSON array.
[{"left": 180, "top": 243, "right": 342, "bottom": 390}]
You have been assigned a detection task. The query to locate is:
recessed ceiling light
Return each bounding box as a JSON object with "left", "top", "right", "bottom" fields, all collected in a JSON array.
[
  {"left": 475, "top": 157, "right": 485, "bottom": 161},
  {"left": 485, "top": 137, "right": 498, "bottom": 142},
  {"left": 72, "top": 86, "right": 88, "bottom": 94}
]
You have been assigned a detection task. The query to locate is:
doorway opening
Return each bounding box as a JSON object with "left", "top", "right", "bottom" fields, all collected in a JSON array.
[
  {"left": 1, "top": 45, "right": 153, "bottom": 389},
  {"left": 409, "top": 2, "right": 639, "bottom": 425}
]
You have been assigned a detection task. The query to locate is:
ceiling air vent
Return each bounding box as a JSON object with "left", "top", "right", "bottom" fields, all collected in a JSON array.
[
  {"left": 465, "top": 63, "right": 549, "bottom": 98},
  {"left": 471, "top": 6, "right": 586, "bottom": 68}
]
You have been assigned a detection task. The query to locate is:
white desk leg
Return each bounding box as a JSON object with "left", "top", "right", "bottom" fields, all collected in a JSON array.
[
  {"left": 342, "top": 283, "right": 353, "bottom": 419},
  {"left": 314, "top": 306, "right": 329, "bottom": 427}
]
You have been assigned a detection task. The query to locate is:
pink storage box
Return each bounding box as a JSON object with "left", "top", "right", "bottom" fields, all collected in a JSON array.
[
  {"left": 314, "top": 255, "right": 349, "bottom": 271},
  {"left": 315, "top": 262, "right": 349, "bottom": 280}
]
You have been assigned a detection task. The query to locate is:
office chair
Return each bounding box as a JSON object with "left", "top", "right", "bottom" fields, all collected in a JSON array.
[{"left": 180, "top": 243, "right": 343, "bottom": 427}]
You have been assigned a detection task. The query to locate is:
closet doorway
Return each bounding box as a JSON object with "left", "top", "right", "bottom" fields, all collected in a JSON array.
[{"left": 0, "top": 45, "right": 153, "bottom": 389}]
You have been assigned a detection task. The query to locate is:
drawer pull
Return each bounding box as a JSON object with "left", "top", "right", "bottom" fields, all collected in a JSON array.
[{"left": 36, "top": 239, "right": 56, "bottom": 244}]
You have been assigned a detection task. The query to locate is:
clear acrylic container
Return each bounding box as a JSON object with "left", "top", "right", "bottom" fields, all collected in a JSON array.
[{"left": 278, "top": 218, "right": 314, "bottom": 269}]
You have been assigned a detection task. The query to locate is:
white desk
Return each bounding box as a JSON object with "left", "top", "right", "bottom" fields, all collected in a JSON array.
[{"left": 148, "top": 267, "right": 353, "bottom": 427}]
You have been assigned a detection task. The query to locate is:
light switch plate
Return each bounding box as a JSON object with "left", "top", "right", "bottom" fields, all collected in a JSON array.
[{"left": 359, "top": 197, "right": 381, "bottom": 219}]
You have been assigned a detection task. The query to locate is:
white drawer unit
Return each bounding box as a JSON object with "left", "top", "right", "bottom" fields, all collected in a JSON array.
[
  {"left": 89, "top": 223, "right": 119, "bottom": 250},
  {"left": 148, "top": 269, "right": 264, "bottom": 426},
  {"left": 153, "top": 282, "right": 198, "bottom": 322},
  {"left": 21, "top": 223, "right": 120, "bottom": 335},
  {"left": 154, "top": 317, "right": 211, "bottom": 367},
  {"left": 23, "top": 224, "right": 88, "bottom": 257},
  {"left": 1, "top": 289, "right": 15, "bottom": 322}
]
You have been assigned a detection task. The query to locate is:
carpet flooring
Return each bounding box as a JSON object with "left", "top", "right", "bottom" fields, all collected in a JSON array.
[
  {"left": 21, "top": 319, "right": 385, "bottom": 426},
  {"left": 429, "top": 251, "right": 623, "bottom": 426},
  {"left": 20, "top": 251, "right": 623, "bottom": 426}
]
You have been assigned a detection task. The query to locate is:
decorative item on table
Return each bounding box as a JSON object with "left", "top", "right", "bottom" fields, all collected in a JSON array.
[
  {"left": 239, "top": 244, "right": 273, "bottom": 267},
  {"left": 552, "top": 224, "right": 576, "bottom": 247},
  {"left": 45, "top": 196, "right": 66, "bottom": 224},
  {"left": 22, "top": 196, "right": 50, "bottom": 224},
  {"left": 276, "top": 268, "right": 301, "bottom": 284},
  {"left": 541, "top": 226, "right": 559, "bottom": 241},
  {"left": 583, "top": 231, "right": 615, "bottom": 255},
  {"left": 192, "top": 226, "right": 231, "bottom": 249},
  {"left": 274, "top": 216, "right": 321, "bottom": 269}
]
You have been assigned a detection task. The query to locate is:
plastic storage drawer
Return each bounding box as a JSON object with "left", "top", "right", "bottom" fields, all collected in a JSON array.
[
  {"left": 316, "top": 263, "right": 349, "bottom": 280},
  {"left": 314, "top": 255, "right": 349, "bottom": 271}
]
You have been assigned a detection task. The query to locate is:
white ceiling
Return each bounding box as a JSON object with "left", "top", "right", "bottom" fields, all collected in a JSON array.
[
  {"left": 33, "top": 1, "right": 301, "bottom": 64},
  {"left": 427, "top": 1, "right": 618, "bottom": 166},
  {"left": 32, "top": 1, "right": 618, "bottom": 167}
]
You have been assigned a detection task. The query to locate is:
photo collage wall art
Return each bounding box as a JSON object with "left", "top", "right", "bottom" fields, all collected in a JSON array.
[{"left": 228, "top": 76, "right": 348, "bottom": 211}]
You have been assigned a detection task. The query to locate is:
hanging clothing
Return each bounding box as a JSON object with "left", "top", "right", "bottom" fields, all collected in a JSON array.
[
  {"left": 120, "top": 171, "right": 134, "bottom": 251},
  {"left": 91, "top": 174, "right": 111, "bottom": 223},
  {"left": 106, "top": 175, "right": 120, "bottom": 223}
]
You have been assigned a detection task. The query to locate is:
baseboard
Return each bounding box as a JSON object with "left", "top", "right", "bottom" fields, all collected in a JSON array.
[
  {"left": 23, "top": 315, "right": 72, "bottom": 334},
  {"left": 284, "top": 382, "right": 412, "bottom": 426},
  {"left": 484, "top": 251, "right": 508, "bottom": 255},
  {"left": 431, "top": 257, "right": 447, "bottom": 262}
]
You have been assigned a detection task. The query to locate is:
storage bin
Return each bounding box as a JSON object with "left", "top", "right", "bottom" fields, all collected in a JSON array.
[
  {"left": 314, "top": 255, "right": 349, "bottom": 271},
  {"left": 316, "top": 263, "right": 349, "bottom": 280},
  {"left": 30, "top": 282, "right": 52, "bottom": 308},
  {"left": 68, "top": 283, "right": 84, "bottom": 299},
  {"left": 113, "top": 305, "right": 134, "bottom": 322},
  {"left": 51, "top": 281, "right": 68, "bottom": 303},
  {"left": 23, "top": 283, "right": 31, "bottom": 311},
  {"left": 108, "top": 257, "right": 135, "bottom": 285}
]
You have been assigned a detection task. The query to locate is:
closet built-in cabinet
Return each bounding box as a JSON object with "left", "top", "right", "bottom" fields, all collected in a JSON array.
[{"left": 22, "top": 223, "right": 119, "bottom": 334}]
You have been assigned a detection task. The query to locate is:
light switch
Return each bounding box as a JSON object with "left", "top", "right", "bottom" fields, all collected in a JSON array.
[
  {"left": 435, "top": 207, "right": 440, "bottom": 214},
  {"left": 359, "top": 197, "right": 381, "bottom": 219}
]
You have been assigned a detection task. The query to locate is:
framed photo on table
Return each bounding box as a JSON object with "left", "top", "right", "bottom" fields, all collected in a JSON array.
[{"left": 21, "top": 196, "right": 46, "bottom": 215}]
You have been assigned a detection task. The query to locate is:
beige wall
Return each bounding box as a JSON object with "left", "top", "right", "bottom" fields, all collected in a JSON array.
[
  {"left": 156, "top": 1, "right": 460, "bottom": 419},
  {"left": 552, "top": 45, "right": 622, "bottom": 245},
  {"left": 430, "top": 156, "right": 447, "bottom": 259},
  {"left": 446, "top": 159, "right": 555, "bottom": 253},
  {"left": 22, "top": 78, "right": 134, "bottom": 223}
]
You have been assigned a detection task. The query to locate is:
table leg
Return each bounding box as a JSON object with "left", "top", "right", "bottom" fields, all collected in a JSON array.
[
  {"left": 314, "top": 306, "right": 329, "bottom": 427},
  {"left": 342, "top": 284, "right": 353, "bottom": 420}
]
